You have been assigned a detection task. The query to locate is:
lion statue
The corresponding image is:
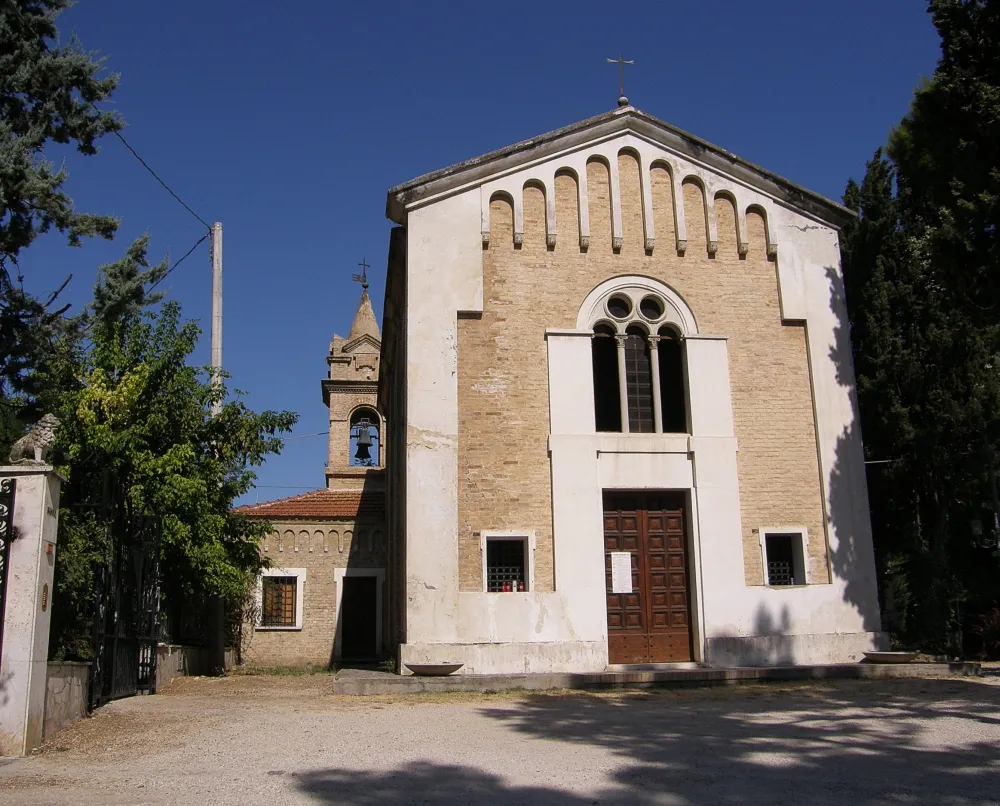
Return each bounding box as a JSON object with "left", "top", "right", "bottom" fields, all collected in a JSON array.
[{"left": 9, "top": 414, "right": 60, "bottom": 464}]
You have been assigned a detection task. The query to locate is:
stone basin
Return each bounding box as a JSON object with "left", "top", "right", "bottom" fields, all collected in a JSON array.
[
  {"left": 863, "top": 651, "right": 920, "bottom": 664},
  {"left": 404, "top": 663, "right": 464, "bottom": 677}
]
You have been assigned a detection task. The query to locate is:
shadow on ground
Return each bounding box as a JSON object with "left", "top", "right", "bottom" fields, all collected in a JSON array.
[{"left": 294, "top": 680, "right": 1000, "bottom": 805}]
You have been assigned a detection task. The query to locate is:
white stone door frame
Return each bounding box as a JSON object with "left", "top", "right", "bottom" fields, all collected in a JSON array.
[{"left": 333, "top": 567, "right": 384, "bottom": 659}]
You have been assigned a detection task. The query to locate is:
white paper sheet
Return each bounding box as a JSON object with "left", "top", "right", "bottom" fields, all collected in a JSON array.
[{"left": 610, "top": 552, "right": 633, "bottom": 594}]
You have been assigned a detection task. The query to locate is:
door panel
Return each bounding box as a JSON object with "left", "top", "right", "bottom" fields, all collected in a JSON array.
[
  {"left": 604, "top": 492, "right": 693, "bottom": 664},
  {"left": 604, "top": 498, "right": 648, "bottom": 664}
]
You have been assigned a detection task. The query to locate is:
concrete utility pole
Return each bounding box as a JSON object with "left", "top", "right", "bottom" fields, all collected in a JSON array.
[
  {"left": 210, "top": 222, "right": 223, "bottom": 416},
  {"left": 208, "top": 221, "right": 226, "bottom": 675}
]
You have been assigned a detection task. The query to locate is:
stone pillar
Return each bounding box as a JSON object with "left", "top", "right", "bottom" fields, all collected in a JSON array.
[
  {"left": 615, "top": 335, "right": 630, "bottom": 433},
  {"left": 648, "top": 336, "right": 663, "bottom": 433},
  {"left": 0, "top": 466, "right": 62, "bottom": 756}
]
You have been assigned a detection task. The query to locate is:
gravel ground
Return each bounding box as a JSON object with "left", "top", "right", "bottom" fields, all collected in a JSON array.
[{"left": 0, "top": 673, "right": 997, "bottom": 806}]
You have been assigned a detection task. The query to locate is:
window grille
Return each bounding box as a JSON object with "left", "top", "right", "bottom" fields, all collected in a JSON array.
[
  {"left": 765, "top": 534, "right": 797, "bottom": 586},
  {"left": 262, "top": 576, "right": 297, "bottom": 626},
  {"left": 624, "top": 332, "right": 654, "bottom": 433},
  {"left": 486, "top": 539, "right": 527, "bottom": 592}
]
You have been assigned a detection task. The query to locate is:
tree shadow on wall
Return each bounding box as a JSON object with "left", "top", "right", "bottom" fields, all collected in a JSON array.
[
  {"left": 707, "top": 603, "right": 797, "bottom": 666},
  {"left": 825, "top": 265, "right": 883, "bottom": 633},
  {"left": 292, "top": 680, "right": 1000, "bottom": 804}
]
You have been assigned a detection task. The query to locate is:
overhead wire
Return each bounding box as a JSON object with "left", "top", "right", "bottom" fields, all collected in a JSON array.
[
  {"left": 94, "top": 103, "right": 214, "bottom": 292},
  {"left": 283, "top": 431, "right": 330, "bottom": 441},
  {"left": 148, "top": 233, "right": 209, "bottom": 292},
  {"left": 106, "top": 124, "right": 212, "bottom": 232}
]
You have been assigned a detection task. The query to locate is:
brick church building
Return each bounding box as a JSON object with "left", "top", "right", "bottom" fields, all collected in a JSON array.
[
  {"left": 241, "top": 102, "right": 885, "bottom": 674},
  {"left": 377, "top": 102, "right": 885, "bottom": 674}
]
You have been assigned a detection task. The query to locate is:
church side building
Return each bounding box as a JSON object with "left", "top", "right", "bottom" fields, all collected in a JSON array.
[
  {"left": 378, "top": 104, "right": 885, "bottom": 674},
  {"left": 238, "top": 286, "right": 387, "bottom": 667}
]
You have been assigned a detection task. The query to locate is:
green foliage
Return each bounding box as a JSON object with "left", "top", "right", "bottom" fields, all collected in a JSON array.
[
  {"left": 49, "top": 240, "right": 297, "bottom": 659},
  {"left": 0, "top": 0, "right": 121, "bottom": 276},
  {"left": 0, "top": 0, "right": 120, "bottom": 448},
  {"left": 48, "top": 512, "right": 108, "bottom": 661},
  {"left": 841, "top": 0, "right": 1000, "bottom": 655}
]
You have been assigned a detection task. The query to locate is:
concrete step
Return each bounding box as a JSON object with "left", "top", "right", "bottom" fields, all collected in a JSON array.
[{"left": 331, "top": 661, "right": 982, "bottom": 696}]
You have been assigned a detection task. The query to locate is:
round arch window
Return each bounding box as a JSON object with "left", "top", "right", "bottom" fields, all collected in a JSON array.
[
  {"left": 607, "top": 295, "right": 632, "bottom": 319},
  {"left": 639, "top": 295, "right": 664, "bottom": 322}
]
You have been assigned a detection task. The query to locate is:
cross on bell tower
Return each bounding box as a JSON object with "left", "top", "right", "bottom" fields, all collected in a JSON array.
[{"left": 352, "top": 258, "right": 370, "bottom": 291}]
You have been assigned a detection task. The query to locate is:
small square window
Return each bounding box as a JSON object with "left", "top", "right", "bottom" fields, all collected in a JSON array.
[
  {"left": 485, "top": 538, "right": 528, "bottom": 592},
  {"left": 761, "top": 531, "right": 807, "bottom": 586},
  {"left": 262, "top": 576, "right": 298, "bottom": 626}
]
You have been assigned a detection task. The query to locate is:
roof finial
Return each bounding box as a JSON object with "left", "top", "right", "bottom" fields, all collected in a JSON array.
[
  {"left": 352, "top": 258, "right": 370, "bottom": 291},
  {"left": 606, "top": 51, "right": 635, "bottom": 107}
]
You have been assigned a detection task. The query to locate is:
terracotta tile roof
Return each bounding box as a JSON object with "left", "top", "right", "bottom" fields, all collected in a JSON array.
[{"left": 234, "top": 489, "right": 384, "bottom": 520}]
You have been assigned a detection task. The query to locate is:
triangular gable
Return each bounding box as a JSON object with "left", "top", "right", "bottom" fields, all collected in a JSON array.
[
  {"left": 341, "top": 333, "right": 381, "bottom": 354},
  {"left": 386, "top": 106, "right": 852, "bottom": 230}
]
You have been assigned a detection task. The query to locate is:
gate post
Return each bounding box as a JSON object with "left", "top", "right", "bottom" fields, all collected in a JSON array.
[{"left": 0, "top": 466, "right": 63, "bottom": 756}]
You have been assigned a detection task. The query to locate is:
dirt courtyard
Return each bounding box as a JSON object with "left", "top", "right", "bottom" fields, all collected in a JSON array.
[{"left": 0, "top": 673, "right": 997, "bottom": 805}]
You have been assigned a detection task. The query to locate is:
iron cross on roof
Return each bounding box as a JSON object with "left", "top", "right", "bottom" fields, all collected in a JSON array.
[
  {"left": 352, "top": 258, "right": 370, "bottom": 290},
  {"left": 606, "top": 52, "right": 635, "bottom": 107}
]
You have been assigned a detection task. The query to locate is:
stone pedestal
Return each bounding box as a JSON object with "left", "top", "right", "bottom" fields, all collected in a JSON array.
[{"left": 0, "top": 466, "right": 62, "bottom": 756}]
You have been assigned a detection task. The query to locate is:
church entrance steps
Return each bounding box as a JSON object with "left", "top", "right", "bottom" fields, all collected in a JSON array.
[{"left": 331, "top": 661, "right": 982, "bottom": 696}]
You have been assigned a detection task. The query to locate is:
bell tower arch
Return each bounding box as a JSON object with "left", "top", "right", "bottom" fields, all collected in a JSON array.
[{"left": 321, "top": 285, "right": 385, "bottom": 491}]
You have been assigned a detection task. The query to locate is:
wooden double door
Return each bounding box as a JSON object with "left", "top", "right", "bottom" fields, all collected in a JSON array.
[{"left": 604, "top": 491, "right": 694, "bottom": 664}]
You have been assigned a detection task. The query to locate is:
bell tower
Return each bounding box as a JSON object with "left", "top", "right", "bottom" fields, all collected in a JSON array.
[{"left": 321, "top": 273, "right": 384, "bottom": 491}]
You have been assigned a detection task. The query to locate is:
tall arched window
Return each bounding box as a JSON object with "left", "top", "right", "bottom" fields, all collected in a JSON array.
[
  {"left": 592, "top": 323, "right": 622, "bottom": 432},
  {"left": 624, "top": 325, "right": 654, "bottom": 433},
  {"left": 582, "top": 283, "right": 693, "bottom": 435},
  {"left": 349, "top": 408, "right": 381, "bottom": 467},
  {"left": 658, "top": 326, "right": 687, "bottom": 433}
]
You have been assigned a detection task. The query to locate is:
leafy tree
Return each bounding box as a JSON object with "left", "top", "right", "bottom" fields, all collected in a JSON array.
[
  {"left": 0, "top": 0, "right": 121, "bottom": 440},
  {"left": 841, "top": 0, "right": 1000, "bottom": 654},
  {"left": 49, "top": 241, "right": 297, "bottom": 659}
]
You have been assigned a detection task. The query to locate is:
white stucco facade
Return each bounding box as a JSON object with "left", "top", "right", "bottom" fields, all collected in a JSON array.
[{"left": 383, "top": 106, "right": 885, "bottom": 674}]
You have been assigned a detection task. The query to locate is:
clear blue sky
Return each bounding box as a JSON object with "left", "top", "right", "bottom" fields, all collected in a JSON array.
[{"left": 20, "top": 0, "right": 941, "bottom": 503}]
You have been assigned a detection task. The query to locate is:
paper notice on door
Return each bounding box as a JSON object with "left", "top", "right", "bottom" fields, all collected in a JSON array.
[{"left": 610, "top": 552, "right": 633, "bottom": 594}]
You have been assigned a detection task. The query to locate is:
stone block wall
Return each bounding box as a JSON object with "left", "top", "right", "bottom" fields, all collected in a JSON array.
[
  {"left": 457, "top": 152, "right": 828, "bottom": 590},
  {"left": 42, "top": 662, "right": 89, "bottom": 741}
]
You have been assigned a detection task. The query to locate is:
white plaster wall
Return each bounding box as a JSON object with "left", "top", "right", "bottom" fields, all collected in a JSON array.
[
  {"left": 403, "top": 191, "right": 482, "bottom": 645},
  {"left": 770, "top": 213, "right": 881, "bottom": 625},
  {"left": 396, "top": 125, "right": 882, "bottom": 672}
]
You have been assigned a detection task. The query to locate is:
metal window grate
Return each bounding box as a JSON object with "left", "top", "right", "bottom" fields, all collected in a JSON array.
[
  {"left": 262, "top": 577, "right": 297, "bottom": 626},
  {"left": 486, "top": 539, "right": 526, "bottom": 592},
  {"left": 765, "top": 534, "right": 797, "bottom": 586},
  {"left": 767, "top": 559, "right": 794, "bottom": 586}
]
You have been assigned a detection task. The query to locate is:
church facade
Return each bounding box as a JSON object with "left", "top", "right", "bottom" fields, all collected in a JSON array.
[
  {"left": 378, "top": 105, "right": 885, "bottom": 674},
  {"left": 238, "top": 287, "right": 387, "bottom": 667}
]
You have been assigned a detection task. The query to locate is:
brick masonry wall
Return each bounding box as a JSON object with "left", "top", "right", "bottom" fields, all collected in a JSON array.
[
  {"left": 244, "top": 518, "right": 386, "bottom": 667},
  {"left": 456, "top": 151, "right": 828, "bottom": 590}
]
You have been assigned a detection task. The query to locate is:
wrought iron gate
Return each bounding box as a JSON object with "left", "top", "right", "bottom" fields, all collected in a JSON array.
[
  {"left": 0, "top": 477, "right": 15, "bottom": 664},
  {"left": 89, "top": 506, "right": 162, "bottom": 710}
]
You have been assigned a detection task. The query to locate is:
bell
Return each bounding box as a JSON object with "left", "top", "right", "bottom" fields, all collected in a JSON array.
[
  {"left": 354, "top": 425, "right": 373, "bottom": 462},
  {"left": 356, "top": 426, "right": 373, "bottom": 448}
]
